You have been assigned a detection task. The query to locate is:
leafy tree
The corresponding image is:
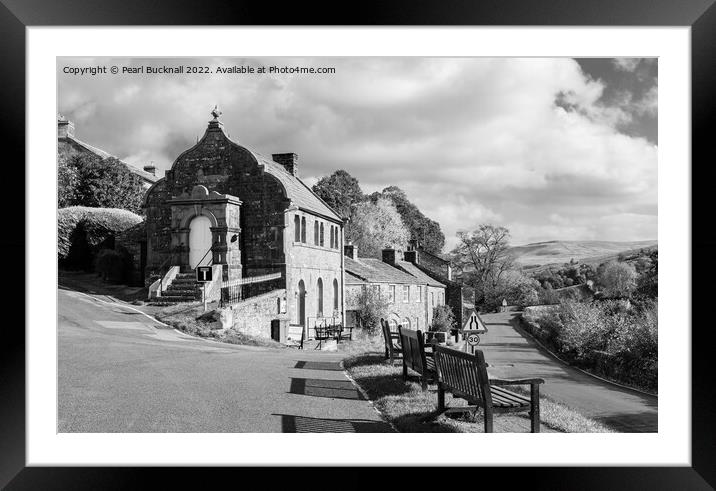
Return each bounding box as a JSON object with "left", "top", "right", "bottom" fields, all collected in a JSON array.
[
  {"left": 346, "top": 197, "right": 410, "bottom": 258},
  {"left": 58, "top": 157, "right": 80, "bottom": 207},
  {"left": 635, "top": 249, "right": 658, "bottom": 299},
  {"left": 62, "top": 154, "right": 145, "bottom": 213},
  {"left": 371, "top": 186, "right": 445, "bottom": 255},
  {"left": 312, "top": 170, "right": 364, "bottom": 219},
  {"left": 450, "top": 224, "right": 515, "bottom": 308},
  {"left": 599, "top": 261, "right": 638, "bottom": 298}
]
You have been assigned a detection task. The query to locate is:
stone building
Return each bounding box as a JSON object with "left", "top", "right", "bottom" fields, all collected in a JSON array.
[
  {"left": 403, "top": 239, "right": 475, "bottom": 337},
  {"left": 57, "top": 115, "right": 159, "bottom": 188},
  {"left": 344, "top": 244, "right": 446, "bottom": 331},
  {"left": 142, "top": 108, "right": 345, "bottom": 341}
]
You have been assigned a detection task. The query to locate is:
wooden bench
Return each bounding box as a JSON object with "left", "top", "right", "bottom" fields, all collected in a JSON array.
[
  {"left": 398, "top": 326, "right": 437, "bottom": 390},
  {"left": 432, "top": 345, "right": 544, "bottom": 433},
  {"left": 380, "top": 318, "right": 402, "bottom": 363}
]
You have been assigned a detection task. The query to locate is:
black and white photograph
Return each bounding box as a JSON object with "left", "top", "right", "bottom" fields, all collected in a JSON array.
[{"left": 56, "top": 56, "right": 659, "bottom": 435}]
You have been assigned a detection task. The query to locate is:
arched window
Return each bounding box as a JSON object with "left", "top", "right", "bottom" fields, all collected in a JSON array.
[
  {"left": 294, "top": 215, "right": 301, "bottom": 242},
  {"left": 333, "top": 278, "right": 339, "bottom": 311},
  {"left": 335, "top": 226, "right": 339, "bottom": 249},
  {"left": 317, "top": 278, "right": 324, "bottom": 317},
  {"left": 301, "top": 217, "right": 307, "bottom": 243},
  {"left": 403, "top": 318, "right": 411, "bottom": 328},
  {"left": 320, "top": 223, "right": 325, "bottom": 247},
  {"left": 314, "top": 221, "right": 319, "bottom": 245}
]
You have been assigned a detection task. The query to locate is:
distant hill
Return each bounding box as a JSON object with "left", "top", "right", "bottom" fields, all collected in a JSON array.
[{"left": 510, "top": 240, "right": 658, "bottom": 271}]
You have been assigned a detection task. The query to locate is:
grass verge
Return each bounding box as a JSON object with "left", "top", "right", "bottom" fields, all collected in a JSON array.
[
  {"left": 155, "top": 303, "right": 286, "bottom": 349},
  {"left": 344, "top": 352, "right": 616, "bottom": 433}
]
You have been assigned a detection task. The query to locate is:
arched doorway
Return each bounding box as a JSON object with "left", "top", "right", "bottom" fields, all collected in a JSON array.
[
  {"left": 297, "top": 280, "right": 306, "bottom": 327},
  {"left": 189, "top": 215, "right": 212, "bottom": 269}
]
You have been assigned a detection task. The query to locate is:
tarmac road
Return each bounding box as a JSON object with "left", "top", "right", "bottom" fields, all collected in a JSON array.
[
  {"left": 57, "top": 287, "right": 392, "bottom": 433},
  {"left": 477, "top": 311, "right": 658, "bottom": 432}
]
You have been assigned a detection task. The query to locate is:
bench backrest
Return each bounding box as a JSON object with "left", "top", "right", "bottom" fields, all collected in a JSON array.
[
  {"left": 398, "top": 326, "right": 427, "bottom": 374},
  {"left": 380, "top": 318, "right": 396, "bottom": 355},
  {"left": 433, "top": 345, "right": 492, "bottom": 406}
]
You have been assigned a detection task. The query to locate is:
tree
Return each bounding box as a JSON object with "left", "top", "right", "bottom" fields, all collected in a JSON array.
[
  {"left": 450, "top": 224, "right": 515, "bottom": 308},
  {"left": 312, "top": 170, "right": 364, "bottom": 219},
  {"left": 62, "top": 154, "right": 145, "bottom": 213},
  {"left": 371, "top": 186, "right": 445, "bottom": 255},
  {"left": 58, "top": 157, "right": 80, "bottom": 208},
  {"left": 636, "top": 249, "right": 658, "bottom": 299},
  {"left": 345, "top": 197, "right": 410, "bottom": 258},
  {"left": 430, "top": 305, "right": 456, "bottom": 332},
  {"left": 599, "top": 261, "right": 638, "bottom": 298}
]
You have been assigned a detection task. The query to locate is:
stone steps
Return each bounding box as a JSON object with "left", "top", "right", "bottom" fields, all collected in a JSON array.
[{"left": 156, "top": 269, "right": 202, "bottom": 304}]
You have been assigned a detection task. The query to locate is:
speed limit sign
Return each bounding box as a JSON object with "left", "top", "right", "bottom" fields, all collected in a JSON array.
[{"left": 467, "top": 332, "right": 481, "bottom": 346}]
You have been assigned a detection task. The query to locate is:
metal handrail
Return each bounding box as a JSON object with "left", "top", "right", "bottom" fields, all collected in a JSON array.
[{"left": 195, "top": 245, "right": 214, "bottom": 269}]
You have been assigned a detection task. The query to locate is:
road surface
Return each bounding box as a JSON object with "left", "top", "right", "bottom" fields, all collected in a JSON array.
[
  {"left": 58, "top": 287, "right": 392, "bottom": 433},
  {"left": 477, "top": 311, "right": 658, "bottom": 432}
]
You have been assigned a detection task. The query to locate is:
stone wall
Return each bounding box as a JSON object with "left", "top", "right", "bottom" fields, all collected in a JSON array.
[{"left": 226, "top": 288, "right": 289, "bottom": 339}]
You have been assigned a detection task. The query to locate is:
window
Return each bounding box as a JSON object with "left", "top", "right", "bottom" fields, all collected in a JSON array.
[
  {"left": 439, "top": 292, "right": 444, "bottom": 305},
  {"left": 301, "top": 217, "right": 306, "bottom": 243},
  {"left": 314, "top": 221, "right": 319, "bottom": 245},
  {"left": 416, "top": 286, "right": 422, "bottom": 302},
  {"left": 294, "top": 215, "right": 301, "bottom": 242},
  {"left": 317, "top": 278, "right": 323, "bottom": 317},
  {"left": 333, "top": 279, "right": 339, "bottom": 311},
  {"left": 403, "top": 318, "right": 411, "bottom": 328},
  {"left": 333, "top": 227, "right": 338, "bottom": 249},
  {"left": 431, "top": 292, "right": 435, "bottom": 306},
  {"left": 329, "top": 226, "right": 334, "bottom": 248},
  {"left": 388, "top": 285, "right": 395, "bottom": 303},
  {"left": 320, "top": 223, "right": 325, "bottom": 247},
  {"left": 403, "top": 285, "right": 410, "bottom": 303},
  {"left": 373, "top": 285, "right": 380, "bottom": 298}
]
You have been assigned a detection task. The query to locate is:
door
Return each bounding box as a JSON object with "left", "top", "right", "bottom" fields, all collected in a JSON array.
[
  {"left": 189, "top": 215, "right": 212, "bottom": 269},
  {"left": 297, "top": 280, "right": 306, "bottom": 327}
]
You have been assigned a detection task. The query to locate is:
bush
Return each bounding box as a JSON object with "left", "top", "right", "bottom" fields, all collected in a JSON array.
[
  {"left": 430, "top": 305, "right": 455, "bottom": 332},
  {"left": 58, "top": 206, "right": 143, "bottom": 270},
  {"left": 95, "top": 248, "right": 131, "bottom": 283},
  {"left": 355, "top": 287, "right": 390, "bottom": 335}
]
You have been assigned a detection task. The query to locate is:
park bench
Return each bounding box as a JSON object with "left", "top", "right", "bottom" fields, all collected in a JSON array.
[
  {"left": 432, "top": 345, "right": 544, "bottom": 433},
  {"left": 380, "top": 318, "right": 402, "bottom": 363},
  {"left": 398, "top": 326, "right": 437, "bottom": 390}
]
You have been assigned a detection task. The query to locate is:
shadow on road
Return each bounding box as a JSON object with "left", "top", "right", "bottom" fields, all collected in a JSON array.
[
  {"left": 289, "top": 378, "right": 364, "bottom": 400},
  {"left": 275, "top": 413, "right": 392, "bottom": 433},
  {"left": 293, "top": 361, "right": 344, "bottom": 371}
]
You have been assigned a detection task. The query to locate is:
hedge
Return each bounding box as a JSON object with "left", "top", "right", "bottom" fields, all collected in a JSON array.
[{"left": 58, "top": 207, "right": 143, "bottom": 268}]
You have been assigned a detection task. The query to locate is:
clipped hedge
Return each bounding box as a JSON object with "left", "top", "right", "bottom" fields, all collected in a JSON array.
[{"left": 58, "top": 206, "right": 143, "bottom": 270}]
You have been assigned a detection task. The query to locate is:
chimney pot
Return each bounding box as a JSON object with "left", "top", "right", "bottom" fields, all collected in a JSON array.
[
  {"left": 272, "top": 153, "right": 299, "bottom": 176},
  {"left": 143, "top": 164, "right": 156, "bottom": 176}
]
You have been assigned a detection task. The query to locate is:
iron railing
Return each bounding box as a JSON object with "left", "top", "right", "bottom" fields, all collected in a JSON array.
[{"left": 219, "top": 272, "right": 283, "bottom": 307}]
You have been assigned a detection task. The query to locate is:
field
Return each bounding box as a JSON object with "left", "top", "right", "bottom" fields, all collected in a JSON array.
[{"left": 510, "top": 240, "right": 657, "bottom": 271}]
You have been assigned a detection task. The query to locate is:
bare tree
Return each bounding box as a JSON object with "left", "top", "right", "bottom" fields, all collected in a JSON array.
[{"left": 450, "top": 224, "right": 515, "bottom": 307}]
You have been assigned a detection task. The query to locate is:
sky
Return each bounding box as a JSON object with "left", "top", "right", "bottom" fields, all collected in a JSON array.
[{"left": 57, "top": 57, "right": 657, "bottom": 251}]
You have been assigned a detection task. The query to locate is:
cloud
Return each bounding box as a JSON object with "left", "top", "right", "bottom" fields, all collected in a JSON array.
[
  {"left": 58, "top": 57, "right": 657, "bottom": 250},
  {"left": 612, "top": 58, "right": 641, "bottom": 72}
]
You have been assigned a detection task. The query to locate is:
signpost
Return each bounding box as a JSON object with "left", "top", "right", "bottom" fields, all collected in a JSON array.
[
  {"left": 459, "top": 309, "right": 487, "bottom": 354},
  {"left": 196, "top": 266, "right": 212, "bottom": 312}
]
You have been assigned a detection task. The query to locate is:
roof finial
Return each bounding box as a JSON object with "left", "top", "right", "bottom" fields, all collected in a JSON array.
[{"left": 211, "top": 105, "right": 222, "bottom": 121}]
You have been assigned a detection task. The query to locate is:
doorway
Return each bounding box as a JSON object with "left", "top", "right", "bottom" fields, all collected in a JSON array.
[{"left": 189, "top": 215, "right": 212, "bottom": 269}]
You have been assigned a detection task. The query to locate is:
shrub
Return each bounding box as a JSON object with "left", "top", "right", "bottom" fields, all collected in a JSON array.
[
  {"left": 430, "top": 305, "right": 455, "bottom": 332},
  {"left": 95, "top": 248, "right": 131, "bottom": 283},
  {"left": 58, "top": 206, "right": 143, "bottom": 269},
  {"left": 355, "top": 286, "right": 390, "bottom": 335},
  {"left": 598, "top": 261, "right": 638, "bottom": 298}
]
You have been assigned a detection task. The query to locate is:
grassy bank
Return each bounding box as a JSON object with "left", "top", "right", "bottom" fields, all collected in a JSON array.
[{"left": 344, "top": 352, "right": 615, "bottom": 433}]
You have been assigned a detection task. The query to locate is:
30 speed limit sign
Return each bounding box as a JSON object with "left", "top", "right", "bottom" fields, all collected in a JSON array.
[{"left": 466, "top": 332, "right": 481, "bottom": 346}]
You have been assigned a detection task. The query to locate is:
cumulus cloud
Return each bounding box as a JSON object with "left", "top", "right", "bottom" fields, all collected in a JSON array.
[{"left": 58, "top": 57, "right": 657, "bottom": 249}]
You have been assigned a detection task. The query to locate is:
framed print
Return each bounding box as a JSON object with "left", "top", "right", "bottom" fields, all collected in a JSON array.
[{"left": 2, "top": 0, "right": 715, "bottom": 488}]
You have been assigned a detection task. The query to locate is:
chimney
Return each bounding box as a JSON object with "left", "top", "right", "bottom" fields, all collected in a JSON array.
[
  {"left": 272, "top": 153, "right": 298, "bottom": 176},
  {"left": 382, "top": 248, "right": 403, "bottom": 265},
  {"left": 344, "top": 243, "right": 358, "bottom": 260},
  {"left": 57, "top": 116, "right": 74, "bottom": 138},
  {"left": 407, "top": 239, "right": 420, "bottom": 251},
  {"left": 143, "top": 164, "right": 156, "bottom": 176},
  {"left": 404, "top": 249, "right": 419, "bottom": 265}
]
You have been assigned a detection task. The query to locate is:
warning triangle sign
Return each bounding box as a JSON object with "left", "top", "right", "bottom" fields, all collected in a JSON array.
[{"left": 462, "top": 309, "right": 487, "bottom": 333}]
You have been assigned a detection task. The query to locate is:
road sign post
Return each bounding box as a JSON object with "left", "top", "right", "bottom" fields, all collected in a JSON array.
[
  {"left": 459, "top": 309, "right": 488, "bottom": 355},
  {"left": 196, "top": 266, "right": 213, "bottom": 312}
]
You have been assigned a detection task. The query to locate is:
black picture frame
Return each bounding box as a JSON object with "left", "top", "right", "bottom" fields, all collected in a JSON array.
[{"left": 2, "top": 0, "right": 713, "bottom": 488}]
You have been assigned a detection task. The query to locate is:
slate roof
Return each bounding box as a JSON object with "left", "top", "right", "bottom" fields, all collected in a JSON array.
[
  {"left": 252, "top": 153, "right": 341, "bottom": 221},
  {"left": 394, "top": 261, "right": 446, "bottom": 288},
  {"left": 345, "top": 257, "right": 445, "bottom": 288},
  {"left": 62, "top": 135, "right": 160, "bottom": 184}
]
